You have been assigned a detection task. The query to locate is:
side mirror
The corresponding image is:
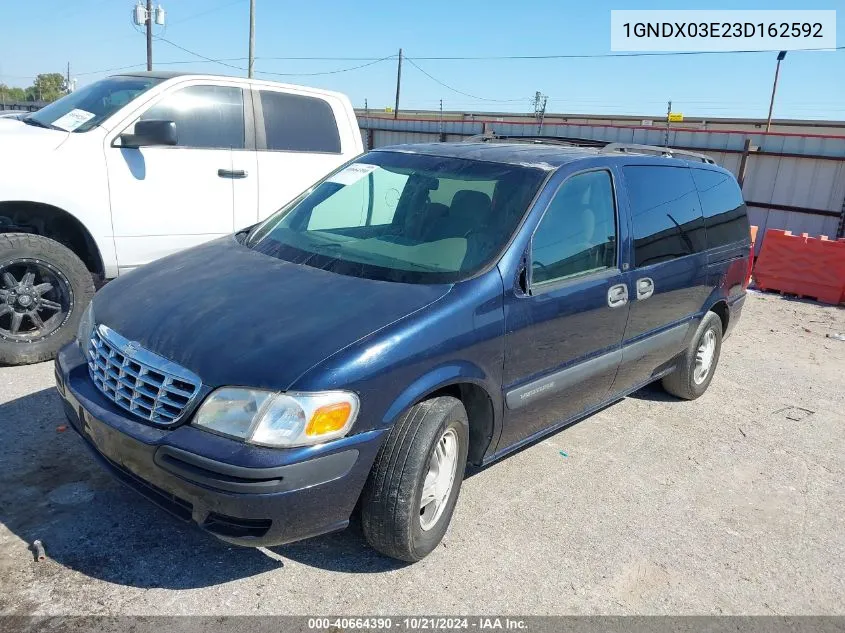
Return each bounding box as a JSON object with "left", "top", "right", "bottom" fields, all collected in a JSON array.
[{"left": 120, "top": 119, "right": 177, "bottom": 148}]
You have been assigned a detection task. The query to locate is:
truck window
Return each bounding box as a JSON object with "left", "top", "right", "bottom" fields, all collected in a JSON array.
[
  {"left": 691, "top": 168, "right": 750, "bottom": 248},
  {"left": 140, "top": 85, "right": 245, "bottom": 149},
  {"left": 624, "top": 165, "right": 706, "bottom": 268},
  {"left": 259, "top": 91, "right": 341, "bottom": 153},
  {"left": 531, "top": 170, "right": 617, "bottom": 285}
]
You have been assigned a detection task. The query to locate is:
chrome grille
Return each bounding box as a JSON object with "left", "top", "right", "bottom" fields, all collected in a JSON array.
[{"left": 87, "top": 324, "right": 201, "bottom": 425}]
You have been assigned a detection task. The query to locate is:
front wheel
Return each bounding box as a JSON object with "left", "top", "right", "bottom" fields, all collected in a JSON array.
[
  {"left": 361, "top": 396, "right": 469, "bottom": 562},
  {"left": 0, "top": 233, "right": 94, "bottom": 365}
]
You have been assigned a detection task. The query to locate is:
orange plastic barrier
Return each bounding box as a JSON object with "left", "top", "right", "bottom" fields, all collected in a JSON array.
[
  {"left": 753, "top": 229, "right": 845, "bottom": 305},
  {"left": 747, "top": 225, "right": 758, "bottom": 286}
]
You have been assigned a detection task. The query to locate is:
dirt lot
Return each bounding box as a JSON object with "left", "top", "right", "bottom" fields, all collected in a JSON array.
[{"left": 0, "top": 291, "right": 843, "bottom": 616}]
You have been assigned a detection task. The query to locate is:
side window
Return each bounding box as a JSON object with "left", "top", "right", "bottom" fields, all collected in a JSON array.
[
  {"left": 259, "top": 90, "right": 341, "bottom": 153},
  {"left": 531, "top": 170, "right": 617, "bottom": 285},
  {"left": 691, "top": 168, "right": 750, "bottom": 248},
  {"left": 624, "top": 165, "right": 706, "bottom": 268},
  {"left": 308, "top": 168, "right": 409, "bottom": 230},
  {"left": 140, "top": 85, "right": 245, "bottom": 149}
]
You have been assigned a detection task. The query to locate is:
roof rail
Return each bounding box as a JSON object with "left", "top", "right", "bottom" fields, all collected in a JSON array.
[
  {"left": 463, "top": 132, "right": 606, "bottom": 148},
  {"left": 601, "top": 142, "right": 715, "bottom": 164}
]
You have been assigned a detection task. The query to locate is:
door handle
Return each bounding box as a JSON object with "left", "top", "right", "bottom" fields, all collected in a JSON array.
[
  {"left": 607, "top": 283, "right": 629, "bottom": 308},
  {"left": 217, "top": 169, "right": 248, "bottom": 179},
  {"left": 636, "top": 277, "right": 655, "bottom": 300}
]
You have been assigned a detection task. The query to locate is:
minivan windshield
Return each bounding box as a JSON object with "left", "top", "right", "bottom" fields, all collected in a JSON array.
[
  {"left": 24, "top": 75, "right": 163, "bottom": 133},
  {"left": 247, "top": 151, "right": 548, "bottom": 284}
]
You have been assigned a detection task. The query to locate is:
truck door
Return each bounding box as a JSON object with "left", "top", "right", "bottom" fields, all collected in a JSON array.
[{"left": 105, "top": 82, "right": 249, "bottom": 272}]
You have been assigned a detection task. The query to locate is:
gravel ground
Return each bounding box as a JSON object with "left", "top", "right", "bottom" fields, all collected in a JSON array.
[{"left": 1, "top": 291, "right": 843, "bottom": 616}]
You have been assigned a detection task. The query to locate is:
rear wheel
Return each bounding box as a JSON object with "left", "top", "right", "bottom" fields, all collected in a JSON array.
[
  {"left": 361, "top": 396, "right": 469, "bottom": 562},
  {"left": 0, "top": 233, "right": 94, "bottom": 365},
  {"left": 661, "top": 311, "right": 723, "bottom": 400}
]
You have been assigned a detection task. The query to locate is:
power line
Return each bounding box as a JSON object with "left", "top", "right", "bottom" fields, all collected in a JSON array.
[
  {"left": 155, "top": 37, "right": 399, "bottom": 77},
  {"left": 405, "top": 57, "right": 525, "bottom": 103},
  {"left": 408, "top": 46, "right": 845, "bottom": 60}
]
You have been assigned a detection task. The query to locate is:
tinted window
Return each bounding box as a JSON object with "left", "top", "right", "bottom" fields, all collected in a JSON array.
[
  {"left": 259, "top": 91, "right": 341, "bottom": 153},
  {"left": 624, "top": 165, "right": 706, "bottom": 268},
  {"left": 140, "top": 85, "right": 245, "bottom": 149},
  {"left": 532, "top": 170, "right": 617, "bottom": 284},
  {"left": 247, "top": 152, "right": 546, "bottom": 284},
  {"left": 692, "top": 168, "right": 750, "bottom": 248}
]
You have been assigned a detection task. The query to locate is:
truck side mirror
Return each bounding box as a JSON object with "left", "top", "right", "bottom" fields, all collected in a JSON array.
[{"left": 120, "top": 120, "right": 178, "bottom": 148}]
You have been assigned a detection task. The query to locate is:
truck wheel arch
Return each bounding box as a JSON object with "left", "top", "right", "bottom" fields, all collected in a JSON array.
[{"left": 0, "top": 201, "right": 104, "bottom": 278}]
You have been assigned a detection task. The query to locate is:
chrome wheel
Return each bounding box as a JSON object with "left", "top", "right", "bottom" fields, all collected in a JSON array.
[
  {"left": 419, "top": 428, "right": 459, "bottom": 531},
  {"left": 693, "top": 329, "right": 716, "bottom": 384},
  {"left": 0, "top": 259, "right": 72, "bottom": 342}
]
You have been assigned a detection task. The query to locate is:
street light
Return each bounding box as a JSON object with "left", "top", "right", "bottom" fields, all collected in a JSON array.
[{"left": 765, "top": 51, "right": 787, "bottom": 133}]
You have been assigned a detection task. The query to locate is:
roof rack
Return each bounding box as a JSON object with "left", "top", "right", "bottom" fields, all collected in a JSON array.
[
  {"left": 600, "top": 143, "right": 715, "bottom": 164},
  {"left": 463, "top": 132, "right": 606, "bottom": 148}
]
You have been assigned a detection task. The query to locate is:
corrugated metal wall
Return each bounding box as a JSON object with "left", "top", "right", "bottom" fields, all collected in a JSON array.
[{"left": 358, "top": 116, "right": 845, "bottom": 245}]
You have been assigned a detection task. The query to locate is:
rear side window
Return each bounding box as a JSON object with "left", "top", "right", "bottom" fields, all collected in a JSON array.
[
  {"left": 624, "top": 165, "right": 706, "bottom": 268},
  {"left": 691, "top": 168, "right": 750, "bottom": 248},
  {"left": 140, "top": 85, "right": 245, "bottom": 149},
  {"left": 531, "top": 170, "right": 617, "bottom": 285},
  {"left": 259, "top": 90, "right": 341, "bottom": 153}
]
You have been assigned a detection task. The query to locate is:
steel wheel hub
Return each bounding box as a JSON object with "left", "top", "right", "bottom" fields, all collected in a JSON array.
[
  {"left": 693, "top": 329, "right": 716, "bottom": 384},
  {"left": 419, "top": 428, "right": 459, "bottom": 531},
  {"left": 0, "top": 260, "right": 72, "bottom": 342}
]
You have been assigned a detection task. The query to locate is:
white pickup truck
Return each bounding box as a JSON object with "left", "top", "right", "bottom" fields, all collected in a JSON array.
[{"left": 0, "top": 71, "right": 363, "bottom": 364}]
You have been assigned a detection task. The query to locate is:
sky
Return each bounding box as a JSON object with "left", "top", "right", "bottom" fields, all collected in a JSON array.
[{"left": 1, "top": 0, "right": 843, "bottom": 120}]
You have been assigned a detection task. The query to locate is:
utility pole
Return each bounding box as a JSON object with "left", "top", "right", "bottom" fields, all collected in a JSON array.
[
  {"left": 248, "top": 0, "right": 256, "bottom": 78},
  {"left": 439, "top": 99, "right": 443, "bottom": 135},
  {"left": 66, "top": 62, "right": 71, "bottom": 93},
  {"left": 532, "top": 91, "right": 548, "bottom": 135},
  {"left": 146, "top": 0, "right": 153, "bottom": 71},
  {"left": 766, "top": 51, "right": 787, "bottom": 132},
  {"left": 664, "top": 99, "right": 672, "bottom": 147},
  {"left": 393, "top": 48, "right": 402, "bottom": 120}
]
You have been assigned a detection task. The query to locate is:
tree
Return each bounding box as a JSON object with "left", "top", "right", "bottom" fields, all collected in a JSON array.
[
  {"left": 26, "top": 73, "right": 66, "bottom": 103},
  {"left": 0, "top": 84, "right": 27, "bottom": 104}
]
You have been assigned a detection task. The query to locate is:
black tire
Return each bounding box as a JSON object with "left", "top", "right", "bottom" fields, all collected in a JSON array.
[
  {"left": 661, "top": 311, "right": 723, "bottom": 400},
  {"left": 361, "top": 396, "right": 469, "bottom": 562},
  {"left": 0, "top": 233, "right": 94, "bottom": 365}
]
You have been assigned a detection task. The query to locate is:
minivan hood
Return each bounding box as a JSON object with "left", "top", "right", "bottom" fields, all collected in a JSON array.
[
  {"left": 94, "top": 236, "right": 451, "bottom": 390},
  {"left": 0, "top": 119, "right": 69, "bottom": 152}
]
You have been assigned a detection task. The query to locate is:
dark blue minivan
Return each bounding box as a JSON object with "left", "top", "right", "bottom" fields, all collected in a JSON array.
[{"left": 55, "top": 141, "right": 749, "bottom": 561}]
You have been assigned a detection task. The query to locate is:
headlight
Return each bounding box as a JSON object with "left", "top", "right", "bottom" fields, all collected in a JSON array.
[
  {"left": 76, "top": 301, "right": 94, "bottom": 350},
  {"left": 192, "top": 388, "right": 359, "bottom": 448}
]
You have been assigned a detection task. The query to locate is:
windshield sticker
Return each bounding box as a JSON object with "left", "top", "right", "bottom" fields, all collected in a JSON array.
[
  {"left": 327, "top": 163, "right": 378, "bottom": 186},
  {"left": 51, "top": 109, "right": 96, "bottom": 132}
]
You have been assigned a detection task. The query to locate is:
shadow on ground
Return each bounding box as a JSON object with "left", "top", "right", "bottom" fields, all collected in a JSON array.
[{"left": 0, "top": 386, "right": 399, "bottom": 589}]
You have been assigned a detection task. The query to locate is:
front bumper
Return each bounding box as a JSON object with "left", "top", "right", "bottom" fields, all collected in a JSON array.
[{"left": 55, "top": 343, "right": 386, "bottom": 547}]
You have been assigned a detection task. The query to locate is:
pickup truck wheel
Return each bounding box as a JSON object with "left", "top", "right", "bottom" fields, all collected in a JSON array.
[
  {"left": 661, "top": 311, "right": 723, "bottom": 400},
  {"left": 0, "top": 233, "right": 94, "bottom": 365},
  {"left": 361, "top": 396, "right": 469, "bottom": 562}
]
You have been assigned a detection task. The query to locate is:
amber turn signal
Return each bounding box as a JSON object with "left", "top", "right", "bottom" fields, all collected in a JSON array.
[{"left": 305, "top": 401, "right": 353, "bottom": 436}]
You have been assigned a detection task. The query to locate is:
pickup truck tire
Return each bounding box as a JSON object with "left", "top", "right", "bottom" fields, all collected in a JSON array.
[
  {"left": 0, "top": 233, "right": 94, "bottom": 365},
  {"left": 661, "top": 311, "right": 723, "bottom": 400},
  {"left": 361, "top": 395, "right": 469, "bottom": 562}
]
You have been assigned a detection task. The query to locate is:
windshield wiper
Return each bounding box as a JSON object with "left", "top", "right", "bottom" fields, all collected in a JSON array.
[{"left": 22, "top": 117, "right": 60, "bottom": 131}]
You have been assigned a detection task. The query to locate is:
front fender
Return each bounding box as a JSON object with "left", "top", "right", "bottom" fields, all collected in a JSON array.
[{"left": 381, "top": 360, "right": 499, "bottom": 427}]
